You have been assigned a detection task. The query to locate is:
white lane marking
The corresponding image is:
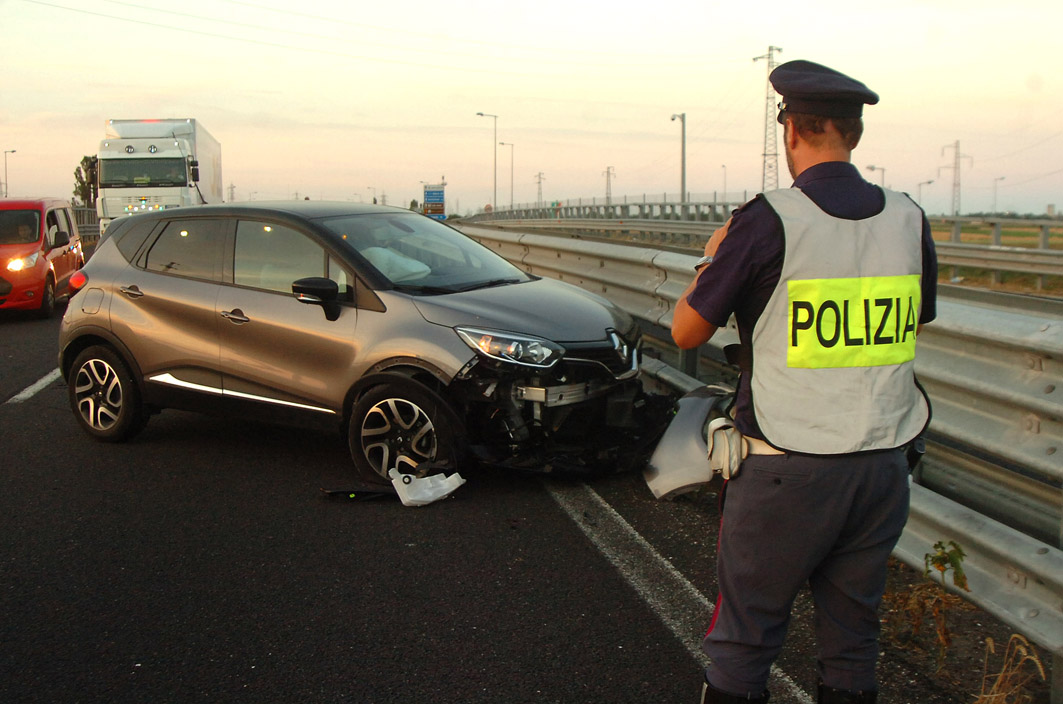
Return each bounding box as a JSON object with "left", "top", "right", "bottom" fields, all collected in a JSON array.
[
  {"left": 5, "top": 368, "right": 62, "bottom": 404},
  {"left": 546, "top": 481, "right": 812, "bottom": 704}
]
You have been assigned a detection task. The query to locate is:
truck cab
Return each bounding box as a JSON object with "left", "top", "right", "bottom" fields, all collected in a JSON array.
[{"left": 95, "top": 119, "right": 221, "bottom": 233}]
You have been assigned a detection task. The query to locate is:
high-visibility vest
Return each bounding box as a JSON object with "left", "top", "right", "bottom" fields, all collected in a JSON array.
[{"left": 750, "top": 188, "right": 931, "bottom": 454}]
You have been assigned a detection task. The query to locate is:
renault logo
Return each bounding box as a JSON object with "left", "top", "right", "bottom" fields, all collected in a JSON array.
[{"left": 609, "top": 331, "right": 629, "bottom": 364}]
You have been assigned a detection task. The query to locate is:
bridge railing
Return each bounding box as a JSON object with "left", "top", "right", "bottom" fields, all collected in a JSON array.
[{"left": 457, "top": 223, "right": 1063, "bottom": 686}]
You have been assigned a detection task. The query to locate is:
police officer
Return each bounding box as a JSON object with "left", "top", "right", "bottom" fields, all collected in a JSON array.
[{"left": 672, "top": 60, "right": 938, "bottom": 704}]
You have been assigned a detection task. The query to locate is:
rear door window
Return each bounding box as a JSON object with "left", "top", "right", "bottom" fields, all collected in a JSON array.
[
  {"left": 142, "top": 218, "right": 227, "bottom": 281},
  {"left": 56, "top": 209, "right": 75, "bottom": 238}
]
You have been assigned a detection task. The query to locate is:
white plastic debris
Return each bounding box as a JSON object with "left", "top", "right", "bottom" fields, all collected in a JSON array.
[{"left": 388, "top": 468, "right": 466, "bottom": 506}]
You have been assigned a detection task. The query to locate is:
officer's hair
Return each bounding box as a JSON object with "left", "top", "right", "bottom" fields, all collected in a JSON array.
[{"left": 789, "top": 113, "right": 864, "bottom": 150}]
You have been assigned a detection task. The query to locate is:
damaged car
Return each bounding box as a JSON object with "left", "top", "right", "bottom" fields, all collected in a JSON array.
[{"left": 58, "top": 201, "right": 668, "bottom": 484}]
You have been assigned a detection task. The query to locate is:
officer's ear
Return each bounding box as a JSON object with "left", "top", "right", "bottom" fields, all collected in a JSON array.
[{"left": 784, "top": 117, "right": 799, "bottom": 151}]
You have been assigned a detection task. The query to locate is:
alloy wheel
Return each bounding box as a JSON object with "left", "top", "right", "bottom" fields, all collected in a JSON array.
[
  {"left": 360, "top": 397, "right": 438, "bottom": 477},
  {"left": 73, "top": 358, "right": 124, "bottom": 432}
]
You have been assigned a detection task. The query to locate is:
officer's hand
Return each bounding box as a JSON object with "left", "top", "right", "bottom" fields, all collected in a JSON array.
[{"left": 705, "top": 218, "right": 731, "bottom": 258}]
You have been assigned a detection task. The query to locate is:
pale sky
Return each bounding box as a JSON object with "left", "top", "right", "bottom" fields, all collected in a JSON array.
[{"left": 2, "top": 0, "right": 1061, "bottom": 216}]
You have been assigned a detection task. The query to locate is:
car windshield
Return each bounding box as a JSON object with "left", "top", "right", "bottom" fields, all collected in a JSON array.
[
  {"left": 0, "top": 210, "right": 41, "bottom": 245},
  {"left": 318, "top": 212, "right": 532, "bottom": 293},
  {"left": 99, "top": 158, "right": 188, "bottom": 187}
]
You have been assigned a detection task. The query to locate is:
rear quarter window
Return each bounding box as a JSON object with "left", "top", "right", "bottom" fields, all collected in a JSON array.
[{"left": 110, "top": 219, "right": 158, "bottom": 262}]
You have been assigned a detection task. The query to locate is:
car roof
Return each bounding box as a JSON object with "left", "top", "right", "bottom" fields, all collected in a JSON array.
[
  {"left": 133, "top": 200, "right": 409, "bottom": 221},
  {"left": 0, "top": 198, "right": 74, "bottom": 210}
]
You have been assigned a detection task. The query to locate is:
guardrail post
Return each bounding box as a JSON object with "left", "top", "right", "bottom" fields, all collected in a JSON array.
[
  {"left": 992, "top": 222, "right": 1003, "bottom": 285},
  {"left": 677, "top": 347, "right": 700, "bottom": 378},
  {"left": 1040, "top": 225, "right": 1051, "bottom": 291},
  {"left": 950, "top": 220, "right": 964, "bottom": 280}
]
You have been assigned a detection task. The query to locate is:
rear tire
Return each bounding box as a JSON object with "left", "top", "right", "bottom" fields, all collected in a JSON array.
[
  {"left": 68, "top": 345, "right": 147, "bottom": 442},
  {"left": 348, "top": 376, "right": 467, "bottom": 484}
]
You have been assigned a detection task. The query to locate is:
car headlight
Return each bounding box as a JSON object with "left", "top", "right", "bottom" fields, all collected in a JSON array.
[
  {"left": 456, "top": 327, "right": 564, "bottom": 368},
  {"left": 6, "top": 252, "right": 40, "bottom": 272}
]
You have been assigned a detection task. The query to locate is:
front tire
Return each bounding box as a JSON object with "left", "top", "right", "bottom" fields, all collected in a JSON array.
[
  {"left": 68, "top": 345, "right": 147, "bottom": 442},
  {"left": 349, "top": 376, "right": 467, "bottom": 484},
  {"left": 35, "top": 277, "right": 55, "bottom": 319}
]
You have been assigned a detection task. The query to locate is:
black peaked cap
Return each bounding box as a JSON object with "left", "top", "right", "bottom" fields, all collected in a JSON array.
[{"left": 770, "top": 60, "right": 879, "bottom": 123}]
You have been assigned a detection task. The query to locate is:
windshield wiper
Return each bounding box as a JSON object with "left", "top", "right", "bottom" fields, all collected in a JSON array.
[
  {"left": 391, "top": 283, "right": 459, "bottom": 295},
  {"left": 455, "top": 278, "right": 524, "bottom": 292}
]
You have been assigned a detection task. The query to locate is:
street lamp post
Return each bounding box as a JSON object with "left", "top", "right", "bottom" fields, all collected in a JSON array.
[
  {"left": 914, "top": 179, "right": 931, "bottom": 207},
  {"left": 993, "top": 176, "right": 1005, "bottom": 214},
  {"left": 671, "top": 113, "right": 686, "bottom": 203},
  {"left": 866, "top": 164, "right": 885, "bottom": 187},
  {"left": 367, "top": 186, "right": 377, "bottom": 204},
  {"left": 3, "top": 150, "right": 16, "bottom": 198},
  {"left": 476, "top": 112, "right": 498, "bottom": 210},
  {"left": 721, "top": 164, "right": 727, "bottom": 203},
  {"left": 499, "top": 142, "right": 514, "bottom": 210}
]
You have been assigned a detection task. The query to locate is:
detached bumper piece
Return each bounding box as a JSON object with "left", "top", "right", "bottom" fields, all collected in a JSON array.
[
  {"left": 389, "top": 468, "right": 466, "bottom": 506},
  {"left": 643, "top": 384, "right": 734, "bottom": 500}
]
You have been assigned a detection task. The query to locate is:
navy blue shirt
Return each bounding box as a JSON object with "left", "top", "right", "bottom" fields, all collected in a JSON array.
[{"left": 686, "top": 161, "right": 938, "bottom": 440}]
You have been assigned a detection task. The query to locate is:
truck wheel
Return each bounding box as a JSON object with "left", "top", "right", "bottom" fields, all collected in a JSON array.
[
  {"left": 68, "top": 345, "right": 147, "bottom": 442},
  {"left": 349, "top": 377, "right": 466, "bottom": 484}
]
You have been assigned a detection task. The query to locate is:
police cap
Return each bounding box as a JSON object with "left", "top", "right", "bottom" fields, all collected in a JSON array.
[{"left": 770, "top": 60, "right": 879, "bottom": 124}]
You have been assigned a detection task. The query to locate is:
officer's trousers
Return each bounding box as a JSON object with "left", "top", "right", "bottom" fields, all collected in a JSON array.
[{"left": 702, "top": 449, "right": 910, "bottom": 696}]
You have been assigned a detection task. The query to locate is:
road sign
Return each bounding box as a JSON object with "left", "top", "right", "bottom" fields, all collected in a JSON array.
[{"left": 423, "top": 184, "right": 446, "bottom": 220}]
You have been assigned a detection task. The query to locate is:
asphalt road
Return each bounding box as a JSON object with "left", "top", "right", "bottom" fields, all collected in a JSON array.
[{"left": 0, "top": 303, "right": 1036, "bottom": 703}]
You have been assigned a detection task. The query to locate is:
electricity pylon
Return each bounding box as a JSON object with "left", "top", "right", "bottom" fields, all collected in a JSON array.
[{"left": 753, "top": 45, "right": 783, "bottom": 192}]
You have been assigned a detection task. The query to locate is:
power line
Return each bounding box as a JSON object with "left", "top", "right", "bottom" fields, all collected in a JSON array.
[
  {"left": 995, "top": 167, "right": 1063, "bottom": 188},
  {"left": 38, "top": 0, "right": 702, "bottom": 72},
  {"left": 980, "top": 130, "right": 1063, "bottom": 162},
  {"left": 217, "top": 0, "right": 705, "bottom": 63}
]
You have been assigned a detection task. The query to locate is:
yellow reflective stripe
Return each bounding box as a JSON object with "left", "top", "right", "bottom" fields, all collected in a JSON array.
[{"left": 787, "top": 275, "right": 921, "bottom": 369}]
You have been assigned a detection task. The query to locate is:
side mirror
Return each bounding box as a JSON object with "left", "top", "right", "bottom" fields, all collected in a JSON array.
[
  {"left": 52, "top": 230, "right": 71, "bottom": 248},
  {"left": 293, "top": 276, "right": 340, "bottom": 321},
  {"left": 189, "top": 159, "right": 200, "bottom": 182}
]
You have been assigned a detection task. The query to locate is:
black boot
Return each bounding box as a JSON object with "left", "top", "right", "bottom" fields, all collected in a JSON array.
[
  {"left": 817, "top": 681, "right": 877, "bottom": 703},
  {"left": 700, "top": 677, "right": 770, "bottom": 703}
]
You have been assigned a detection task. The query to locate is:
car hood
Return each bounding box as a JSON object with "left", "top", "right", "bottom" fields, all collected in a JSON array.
[
  {"left": 412, "top": 277, "right": 634, "bottom": 343},
  {"left": 0, "top": 242, "right": 41, "bottom": 260}
]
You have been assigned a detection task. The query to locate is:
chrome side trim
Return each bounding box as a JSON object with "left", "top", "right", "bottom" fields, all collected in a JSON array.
[{"left": 147, "top": 373, "right": 336, "bottom": 415}]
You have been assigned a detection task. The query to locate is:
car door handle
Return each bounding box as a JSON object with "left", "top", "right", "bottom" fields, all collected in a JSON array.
[
  {"left": 119, "top": 285, "right": 145, "bottom": 299},
  {"left": 221, "top": 309, "right": 250, "bottom": 324}
]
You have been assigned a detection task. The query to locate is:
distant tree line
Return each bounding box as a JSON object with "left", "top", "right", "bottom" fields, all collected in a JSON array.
[{"left": 72, "top": 155, "right": 97, "bottom": 207}]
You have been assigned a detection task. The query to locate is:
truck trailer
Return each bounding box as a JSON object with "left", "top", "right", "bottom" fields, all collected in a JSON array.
[{"left": 95, "top": 118, "right": 222, "bottom": 232}]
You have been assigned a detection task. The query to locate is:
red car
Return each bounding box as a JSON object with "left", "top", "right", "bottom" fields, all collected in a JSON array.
[{"left": 0, "top": 198, "right": 85, "bottom": 317}]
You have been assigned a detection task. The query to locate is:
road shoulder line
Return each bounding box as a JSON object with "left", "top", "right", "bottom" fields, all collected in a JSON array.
[
  {"left": 546, "top": 481, "right": 812, "bottom": 703},
  {"left": 5, "top": 368, "right": 61, "bottom": 404}
]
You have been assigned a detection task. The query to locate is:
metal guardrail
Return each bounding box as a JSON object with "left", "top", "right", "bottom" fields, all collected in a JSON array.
[
  {"left": 460, "top": 218, "right": 1063, "bottom": 287},
  {"left": 640, "top": 356, "right": 1063, "bottom": 701},
  {"left": 73, "top": 207, "right": 100, "bottom": 250},
  {"left": 458, "top": 224, "right": 1063, "bottom": 687}
]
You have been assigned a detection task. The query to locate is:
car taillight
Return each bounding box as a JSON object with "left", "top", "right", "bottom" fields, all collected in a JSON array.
[{"left": 68, "top": 270, "right": 88, "bottom": 294}]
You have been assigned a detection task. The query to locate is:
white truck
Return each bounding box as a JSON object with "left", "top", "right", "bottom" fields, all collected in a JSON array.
[{"left": 95, "top": 118, "right": 222, "bottom": 232}]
